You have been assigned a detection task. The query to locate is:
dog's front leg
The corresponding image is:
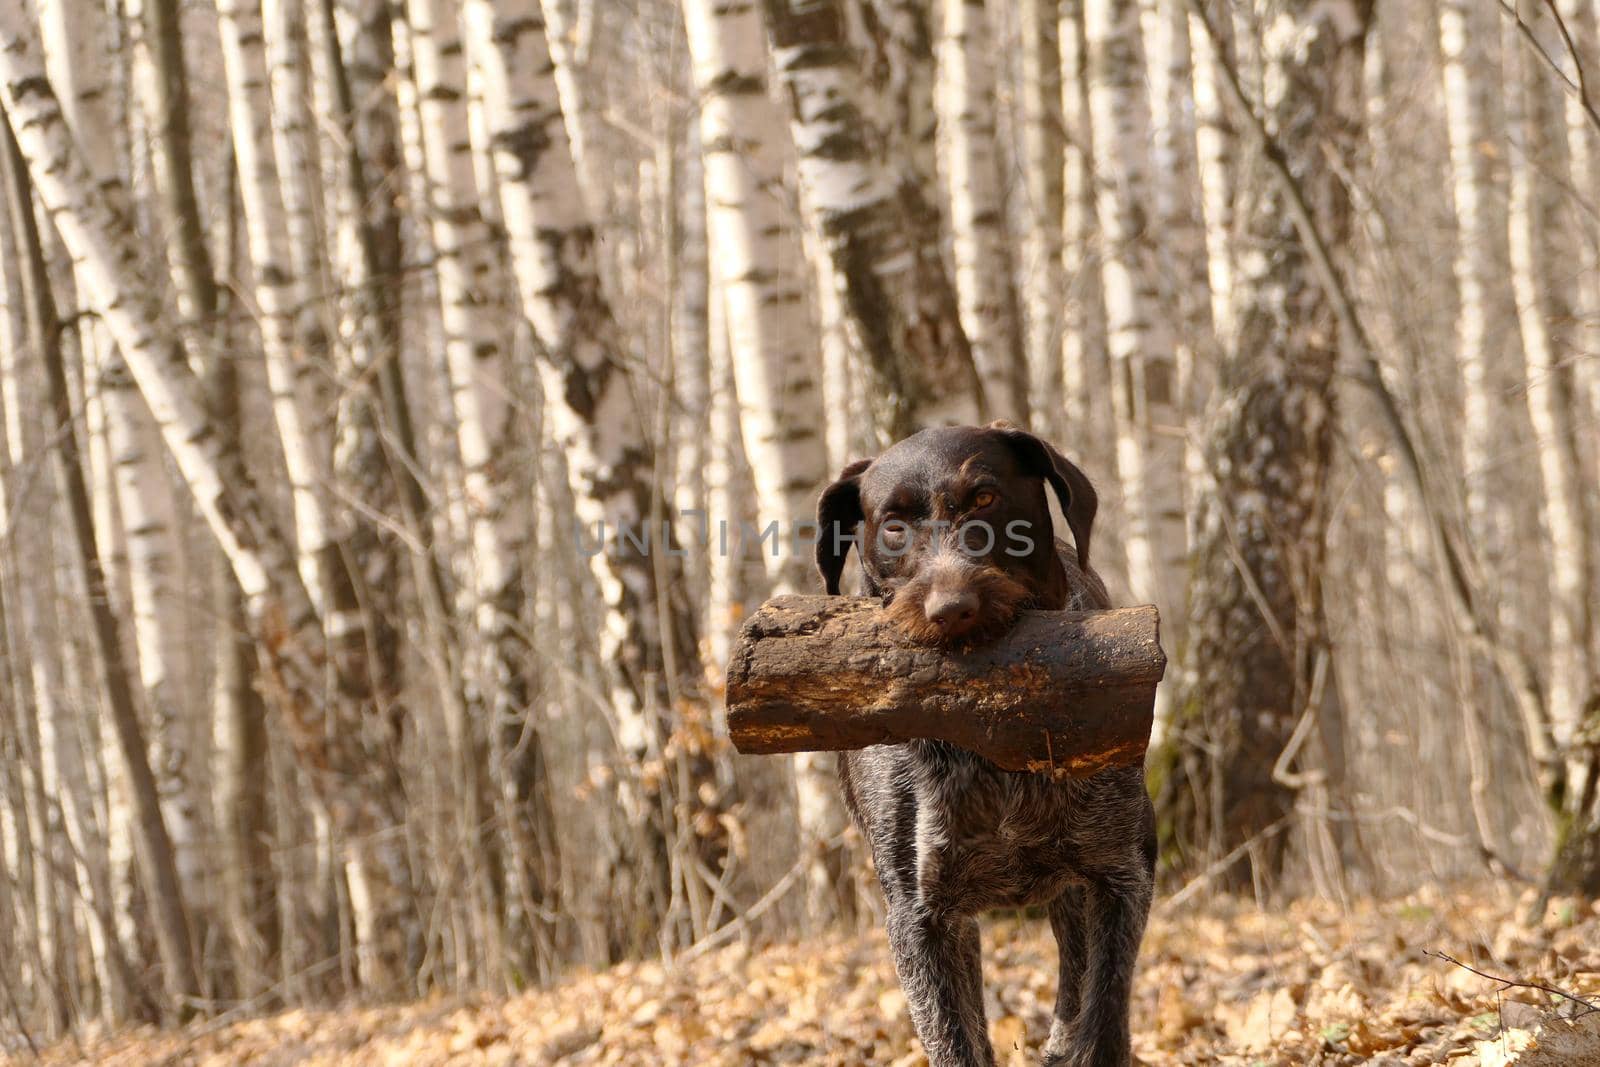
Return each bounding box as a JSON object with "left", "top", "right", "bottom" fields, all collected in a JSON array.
[
  {"left": 885, "top": 904, "right": 994, "bottom": 1067},
  {"left": 1041, "top": 886, "right": 1088, "bottom": 1062},
  {"left": 1044, "top": 872, "right": 1150, "bottom": 1067}
]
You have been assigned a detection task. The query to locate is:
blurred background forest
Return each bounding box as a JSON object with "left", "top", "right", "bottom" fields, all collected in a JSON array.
[{"left": 0, "top": 0, "right": 1597, "bottom": 1044}]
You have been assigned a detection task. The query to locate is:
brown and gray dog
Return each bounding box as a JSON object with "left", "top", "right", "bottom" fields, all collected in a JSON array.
[{"left": 816, "top": 424, "right": 1154, "bottom": 1067}]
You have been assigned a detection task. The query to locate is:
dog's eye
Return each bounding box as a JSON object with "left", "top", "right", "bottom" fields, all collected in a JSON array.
[{"left": 972, "top": 490, "right": 998, "bottom": 511}]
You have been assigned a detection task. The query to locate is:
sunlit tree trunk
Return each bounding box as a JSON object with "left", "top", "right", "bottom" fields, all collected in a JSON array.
[
  {"left": 218, "top": 0, "right": 418, "bottom": 991},
  {"left": 0, "top": 185, "right": 69, "bottom": 1033},
  {"left": 1059, "top": 0, "right": 1111, "bottom": 469},
  {"left": 473, "top": 0, "right": 733, "bottom": 951},
  {"left": 1439, "top": 0, "right": 1503, "bottom": 553},
  {"left": 422, "top": 0, "right": 563, "bottom": 974},
  {"left": 1021, "top": 0, "right": 1064, "bottom": 437},
  {"left": 38, "top": 12, "right": 141, "bottom": 999},
  {"left": 217, "top": 0, "right": 335, "bottom": 614},
  {"left": 264, "top": 0, "right": 332, "bottom": 343},
  {"left": 1188, "top": 0, "right": 1232, "bottom": 348},
  {"left": 127, "top": 0, "right": 281, "bottom": 995},
  {"left": 0, "top": 10, "right": 414, "bottom": 994},
  {"left": 763, "top": 0, "right": 979, "bottom": 440},
  {"left": 681, "top": 0, "right": 844, "bottom": 924},
  {"left": 1553, "top": 0, "right": 1600, "bottom": 440},
  {"left": 1, "top": 108, "right": 201, "bottom": 1017},
  {"left": 937, "top": 0, "right": 1026, "bottom": 422},
  {"left": 1504, "top": 2, "right": 1600, "bottom": 892},
  {"left": 1158, "top": 0, "right": 1366, "bottom": 887},
  {"left": 1084, "top": 0, "right": 1185, "bottom": 720}
]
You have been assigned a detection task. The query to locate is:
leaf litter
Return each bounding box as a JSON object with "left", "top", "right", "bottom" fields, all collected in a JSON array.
[{"left": 35, "top": 883, "right": 1600, "bottom": 1065}]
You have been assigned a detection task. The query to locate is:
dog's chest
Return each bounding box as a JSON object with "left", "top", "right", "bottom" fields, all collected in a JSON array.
[{"left": 910, "top": 744, "right": 1083, "bottom": 911}]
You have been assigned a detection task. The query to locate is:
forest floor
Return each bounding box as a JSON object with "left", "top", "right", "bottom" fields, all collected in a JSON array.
[{"left": 29, "top": 883, "right": 1600, "bottom": 1066}]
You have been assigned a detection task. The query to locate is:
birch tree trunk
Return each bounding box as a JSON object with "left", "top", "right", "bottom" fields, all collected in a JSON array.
[
  {"left": 1084, "top": 0, "right": 1186, "bottom": 724},
  {"left": 0, "top": 8, "right": 416, "bottom": 993},
  {"left": 41, "top": 0, "right": 201, "bottom": 908},
  {"left": 0, "top": 109, "right": 201, "bottom": 1016},
  {"left": 1553, "top": 0, "right": 1600, "bottom": 440},
  {"left": 1504, "top": 3, "right": 1600, "bottom": 890},
  {"left": 681, "top": 0, "right": 847, "bottom": 924},
  {"left": 218, "top": 0, "right": 419, "bottom": 991},
  {"left": 763, "top": 0, "right": 979, "bottom": 441},
  {"left": 416, "top": 0, "right": 563, "bottom": 974},
  {"left": 1156, "top": 0, "right": 1366, "bottom": 886},
  {"left": 216, "top": 0, "right": 336, "bottom": 617},
  {"left": 1188, "top": 0, "right": 1232, "bottom": 349},
  {"left": 1059, "top": 0, "right": 1112, "bottom": 471},
  {"left": 468, "top": 0, "right": 730, "bottom": 949},
  {"left": 0, "top": 183, "right": 70, "bottom": 1032},
  {"left": 937, "top": 0, "right": 1026, "bottom": 423},
  {"left": 1021, "top": 0, "right": 1065, "bottom": 438},
  {"left": 1439, "top": 0, "right": 1504, "bottom": 552},
  {"left": 128, "top": 0, "right": 281, "bottom": 994}
]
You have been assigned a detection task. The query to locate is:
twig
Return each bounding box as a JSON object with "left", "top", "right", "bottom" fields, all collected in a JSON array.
[
  {"left": 1497, "top": 0, "right": 1600, "bottom": 137},
  {"left": 1427, "top": 950, "right": 1600, "bottom": 1019},
  {"left": 1157, "top": 817, "right": 1291, "bottom": 915},
  {"left": 673, "top": 831, "right": 844, "bottom": 965}
]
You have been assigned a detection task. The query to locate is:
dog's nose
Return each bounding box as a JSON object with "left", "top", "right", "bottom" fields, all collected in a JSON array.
[{"left": 925, "top": 589, "right": 980, "bottom": 636}]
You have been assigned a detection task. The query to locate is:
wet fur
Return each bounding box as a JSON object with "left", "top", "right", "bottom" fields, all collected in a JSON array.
[{"left": 818, "top": 426, "right": 1154, "bottom": 1067}]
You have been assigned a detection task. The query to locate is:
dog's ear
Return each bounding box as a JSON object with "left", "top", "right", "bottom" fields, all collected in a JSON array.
[
  {"left": 994, "top": 427, "right": 1098, "bottom": 572},
  {"left": 816, "top": 458, "right": 872, "bottom": 595}
]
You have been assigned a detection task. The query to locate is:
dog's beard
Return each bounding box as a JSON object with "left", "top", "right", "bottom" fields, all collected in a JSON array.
[{"left": 882, "top": 564, "right": 1033, "bottom": 648}]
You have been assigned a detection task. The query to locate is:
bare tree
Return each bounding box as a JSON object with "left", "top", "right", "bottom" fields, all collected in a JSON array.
[
  {"left": 1157, "top": 0, "right": 1368, "bottom": 886},
  {"left": 1, "top": 107, "right": 200, "bottom": 1016},
  {"left": 763, "top": 0, "right": 980, "bottom": 439}
]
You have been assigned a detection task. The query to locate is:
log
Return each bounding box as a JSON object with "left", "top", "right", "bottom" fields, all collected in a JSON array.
[{"left": 725, "top": 595, "right": 1165, "bottom": 778}]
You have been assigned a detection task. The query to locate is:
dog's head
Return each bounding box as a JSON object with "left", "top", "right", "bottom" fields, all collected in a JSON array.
[{"left": 815, "top": 423, "right": 1098, "bottom": 646}]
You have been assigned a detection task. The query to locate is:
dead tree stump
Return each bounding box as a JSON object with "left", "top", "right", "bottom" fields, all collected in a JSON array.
[{"left": 725, "top": 595, "right": 1166, "bottom": 778}]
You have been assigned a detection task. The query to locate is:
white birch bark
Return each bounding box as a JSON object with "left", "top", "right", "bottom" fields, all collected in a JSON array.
[
  {"left": 1021, "top": 0, "right": 1065, "bottom": 437},
  {"left": 681, "top": 0, "right": 842, "bottom": 922},
  {"left": 424, "top": 0, "right": 564, "bottom": 969},
  {"left": 0, "top": 183, "right": 65, "bottom": 1026},
  {"left": 1059, "top": 0, "right": 1111, "bottom": 467},
  {"left": 681, "top": 0, "right": 826, "bottom": 592},
  {"left": 1438, "top": 0, "right": 1502, "bottom": 548},
  {"left": 1506, "top": 6, "right": 1597, "bottom": 776},
  {"left": 1084, "top": 0, "right": 1185, "bottom": 639},
  {"left": 217, "top": 0, "right": 337, "bottom": 615},
  {"left": 0, "top": 8, "right": 415, "bottom": 990},
  {"left": 467, "top": 0, "right": 732, "bottom": 948},
  {"left": 263, "top": 0, "right": 333, "bottom": 343},
  {"left": 763, "top": 0, "right": 980, "bottom": 439},
  {"left": 40, "top": 0, "right": 201, "bottom": 900},
  {"left": 1554, "top": 0, "right": 1600, "bottom": 441},
  {"left": 1188, "top": 2, "right": 1232, "bottom": 347},
  {"left": 0, "top": 267, "right": 80, "bottom": 1018},
  {"left": 937, "top": 0, "right": 1025, "bottom": 422},
  {"left": 1138, "top": 0, "right": 1206, "bottom": 563}
]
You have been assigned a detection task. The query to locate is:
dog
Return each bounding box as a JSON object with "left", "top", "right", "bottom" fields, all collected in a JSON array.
[{"left": 816, "top": 423, "right": 1154, "bottom": 1067}]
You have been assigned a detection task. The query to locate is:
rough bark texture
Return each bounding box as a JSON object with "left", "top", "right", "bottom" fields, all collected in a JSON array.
[
  {"left": 1084, "top": 0, "right": 1186, "bottom": 626},
  {"left": 0, "top": 109, "right": 200, "bottom": 1017},
  {"left": 1156, "top": 0, "right": 1366, "bottom": 887},
  {"left": 1505, "top": 1, "right": 1600, "bottom": 892},
  {"left": 468, "top": 0, "right": 723, "bottom": 952},
  {"left": 937, "top": 0, "right": 1026, "bottom": 423},
  {"left": 763, "top": 0, "right": 979, "bottom": 440},
  {"left": 727, "top": 596, "right": 1164, "bottom": 777},
  {"left": 0, "top": 5, "right": 410, "bottom": 993}
]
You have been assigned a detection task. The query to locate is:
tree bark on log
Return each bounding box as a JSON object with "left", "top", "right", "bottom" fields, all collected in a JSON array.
[{"left": 727, "top": 596, "right": 1164, "bottom": 778}]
